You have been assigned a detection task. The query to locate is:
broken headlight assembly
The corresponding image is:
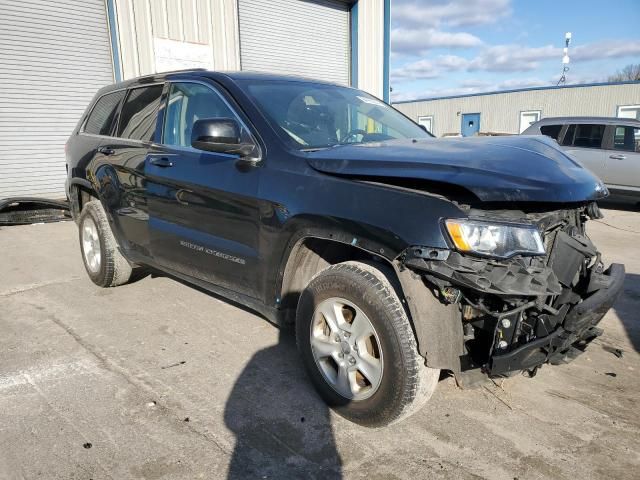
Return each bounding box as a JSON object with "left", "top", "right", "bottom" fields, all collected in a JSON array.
[{"left": 444, "top": 219, "right": 545, "bottom": 258}]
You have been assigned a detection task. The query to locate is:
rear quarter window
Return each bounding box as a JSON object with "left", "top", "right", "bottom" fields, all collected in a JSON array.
[
  {"left": 539, "top": 124, "right": 563, "bottom": 140},
  {"left": 84, "top": 90, "right": 126, "bottom": 136}
]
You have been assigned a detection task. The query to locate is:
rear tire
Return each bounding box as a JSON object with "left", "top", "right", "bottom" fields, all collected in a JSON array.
[
  {"left": 78, "top": 200, "right": 134, "bottom": 287},
  {"left": 296, "top": 261, "right": 440, "bottom": 427}
]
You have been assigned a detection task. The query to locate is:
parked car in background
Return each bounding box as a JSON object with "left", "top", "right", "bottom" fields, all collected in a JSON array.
[
  {"left": 66, "top": 71, "right": 624, "bottom": 427},
  {"left": 523, "top": 117, "right": 640, "bottom": 202}
]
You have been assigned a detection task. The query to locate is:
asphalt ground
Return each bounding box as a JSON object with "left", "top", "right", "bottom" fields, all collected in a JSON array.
[{"left": 1, "top": 208, "right": 639, "bottom": 479}]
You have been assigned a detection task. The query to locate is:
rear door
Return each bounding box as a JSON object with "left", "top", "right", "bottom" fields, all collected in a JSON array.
[
  {"left": 601, "top": 124, "right": 640, "bottom": 191},
  {"left": 146, "top": 80, "right": 262, "bottom": 296},
  {"left": 93, "top": 84, "right": 164, "bottom": 257},
  {"left": 560, "top": 123, "right": 607, "bottom": 180}
]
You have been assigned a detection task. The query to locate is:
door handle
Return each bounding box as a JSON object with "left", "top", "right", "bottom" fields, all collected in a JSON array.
[
  {"left": 97, "top": 146, "right": 115, "bottom": 156},
  {"left": 609, "top": 154, "right": 626, "bottom": 160},
  {"left": 149, "top": 156, "right": 174, "bottom": 167},
  {"left": 176, "top": 189, "right": 192, "bottom": 205}
]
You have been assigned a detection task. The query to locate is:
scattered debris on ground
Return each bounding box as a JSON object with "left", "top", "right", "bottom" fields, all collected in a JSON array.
[{"left": 0, "top": 197, "right": 70, "bottom": 226}]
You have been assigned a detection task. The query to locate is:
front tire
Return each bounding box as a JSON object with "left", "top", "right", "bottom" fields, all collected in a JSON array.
[
  {"left": 296, "top": 261, "right": 440, "bottom": 427},
  {"left": 78, "top": 200, "right": 134, "bottom": 287}
]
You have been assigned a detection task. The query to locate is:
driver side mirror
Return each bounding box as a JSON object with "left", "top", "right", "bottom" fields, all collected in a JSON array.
[{"left": 191, "top": 118, "right": 255, "bottom": 157}]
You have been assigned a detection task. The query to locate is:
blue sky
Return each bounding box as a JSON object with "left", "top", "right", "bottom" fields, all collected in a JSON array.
[{"left": 390, "top": 0, "right": 640, "bottom": 101}]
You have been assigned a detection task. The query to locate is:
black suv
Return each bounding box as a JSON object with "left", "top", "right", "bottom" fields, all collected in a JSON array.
[{"left": 66, "top": 70, "right": 625, "bottom": 427}]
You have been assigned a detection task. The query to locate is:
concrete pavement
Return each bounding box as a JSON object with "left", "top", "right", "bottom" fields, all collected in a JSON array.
[{"left": 1, "top": 209, "right": 639, "bottom": 479}]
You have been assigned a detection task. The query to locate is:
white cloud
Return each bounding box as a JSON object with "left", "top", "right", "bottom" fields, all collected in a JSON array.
[
  {"left": 391, "top": 59, "right": 438, "bottom": 81},
  {"left": 572, "top": 41, "right": 640, "bottom": 62},
  {"left": 392, "top": 0, "right": 512, "bottom": 29},
  {"left": 466, "top": 44, "right": 558, "bottom": 72},
  {"left": 391, "top": 39, "right": 640, "bottom": 82},
  {"left": 391, "top": 28, "right": 482, "bottom": 56}
]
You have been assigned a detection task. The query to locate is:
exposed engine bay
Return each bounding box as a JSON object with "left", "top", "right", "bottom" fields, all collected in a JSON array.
[{"left": 402, "top": 202, "right": 625, "bottom": 377}]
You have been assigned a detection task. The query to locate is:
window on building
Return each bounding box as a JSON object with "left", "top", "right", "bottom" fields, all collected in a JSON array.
[
  {"left": 84, "top": 90, "right": 126, "bottom": 136},
  {"left": 418, "top": 115, "right": 433, "bottom": 134},
  {"left": 613, "top": 125, "right": 640, "bottom": 152},
  {"left": 539, "top": 124, "right": 563, "bottom": 141},
  {"left": 562, "top": 124, "right": 605, "bottom": 149},
  {"left": 519, "top": 110, "right": 541, "bottom": 133},
  {"left": 617, "top": 105, "right": 640, "bottom": 120},
  {"left": 117, "top": 85, "right": 164, "bottom": 142},
  {"left": 163, "top": 82, "right": 237, "bottom": 148}
]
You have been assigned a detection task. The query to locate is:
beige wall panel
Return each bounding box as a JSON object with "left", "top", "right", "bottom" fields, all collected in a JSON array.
[
  {"left": 394, "top": 84, "right": 640, "bottom": 137},
  {"left": 166, "top": 0, "right": 184, "bottom": 40},
  {"left": 115, "top": 0, "right": 140, "bottom": 78},
  {"left": 182, "top": 0, "right": 199, "bottom": 43},
  {"left": 357, "top": 0, "right": 383, "bottom": 98},
  {"left": 115, "top": 0, "right": 240, "bottom": 78},
  {"left": 132, "top": 0, "right": 156, "bottom": 73},
  {"left": 149, "top": 0, "right": 169, "bottom": 38},
  {"left": 211, "top": 0, "right": 240, "bottom": 70}
]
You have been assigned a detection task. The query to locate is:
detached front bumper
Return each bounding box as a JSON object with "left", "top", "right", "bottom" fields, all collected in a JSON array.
[{"left": 489, "top": 263, "right": 625, "bottom": 375}]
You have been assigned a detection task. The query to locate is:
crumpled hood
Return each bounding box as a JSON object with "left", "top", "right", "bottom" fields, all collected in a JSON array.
[{"left": 305, "top": 136, "right": 607, "bottom": 203}]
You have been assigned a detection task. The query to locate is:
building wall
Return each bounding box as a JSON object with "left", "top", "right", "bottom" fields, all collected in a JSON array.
[
  {"left": 113, "top": 0, "right": 240, "bottom": 80},
  {"left": 112, "top": 0, "right": 388, "bottom": 98},
  {"left": 394, "top": 83, "right": 640, "bottom": 137},
  {"left": 356, "top": 0, "right": 384, "bottom": 99}
]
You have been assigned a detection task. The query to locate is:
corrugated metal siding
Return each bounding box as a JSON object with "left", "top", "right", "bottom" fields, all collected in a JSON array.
[
  {"left": 115, "top": 0, "right": 240, "bottom": 79},
  {"left": 0, "top": 0, "right": 114, "bottom": 199},
  {"left": 238, "top": 0, "right": 350, "bottom": 85},
  {"left": 357, "top": 0, "right": 383, "bottom": 98},
  {"left": 394, "top": 83, "right": 640, "bottom": 137}
]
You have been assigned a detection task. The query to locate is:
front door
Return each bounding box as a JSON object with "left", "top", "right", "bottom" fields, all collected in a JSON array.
[
  {"left": 461, "top": 113, "right": 480, "bottom": 137},
  {"left": 146, "top": 80, "right": 262, "bottom": 297}
]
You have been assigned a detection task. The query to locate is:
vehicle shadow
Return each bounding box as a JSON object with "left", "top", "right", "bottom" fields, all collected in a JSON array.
[
  {"left": 150, "top": 272, "right": 343, "bottom": 478},
  {"left": 597, "top": 198, "right": 640, "bottom": 212},
  {"left": 223, "top": 328, "right": 343, "bottom": 479},
  {"left": 612, "top": 272, "right": 640, "bottom": 353}
]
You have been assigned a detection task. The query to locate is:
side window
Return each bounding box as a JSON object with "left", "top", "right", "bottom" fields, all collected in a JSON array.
[
  {"left": 540, "top": 124, "right": 563, "bottom": 141},
  {"left": 163, "top": 82, "right": 237, "bottom": 147},
  {"left": 117, "top": 85, "right": 164, "bottom": 142},
  {"left": 613, "top": 125, "right": 640, "bottom": 152},
  {"left": 571, "top": 124, "right": 605, "bottom": 149},
  {"left": 84, "top": 90, "right": 126, "bottom": 136}
]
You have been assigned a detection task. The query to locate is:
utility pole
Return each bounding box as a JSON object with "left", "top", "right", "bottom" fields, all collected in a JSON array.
[{"left": 556, "top": 32, "right": 571, "bottom": 86}]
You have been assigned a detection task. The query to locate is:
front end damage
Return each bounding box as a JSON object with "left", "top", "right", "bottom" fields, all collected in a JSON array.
[{"left": 399, "top": 203, "right": 625, "bottom": 378}]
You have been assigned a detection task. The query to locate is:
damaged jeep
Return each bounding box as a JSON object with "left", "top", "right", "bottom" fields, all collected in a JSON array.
[{"left": 66, "top": 71, "right": 625, "bottom": 427}]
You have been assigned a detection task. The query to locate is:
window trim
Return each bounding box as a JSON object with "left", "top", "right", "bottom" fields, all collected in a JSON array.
[
  {"left": 519, "top": 109, "right": 541, "bottom": 134},
  {"left": 159, "top": 79, "right": 262, "bottom": 161}
]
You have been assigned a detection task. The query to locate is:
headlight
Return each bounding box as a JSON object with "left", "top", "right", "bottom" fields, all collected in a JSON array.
[{"left": 445, "top": 219, "right": 545, "bottom": 258}]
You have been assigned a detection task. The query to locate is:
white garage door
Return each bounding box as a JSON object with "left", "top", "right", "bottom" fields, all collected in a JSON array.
[
  {"left": 0, "top": 0, "right": 114, "bottom": 199},
  {"left": 238, "top": 0, "right": 350, "bottom": 85}
]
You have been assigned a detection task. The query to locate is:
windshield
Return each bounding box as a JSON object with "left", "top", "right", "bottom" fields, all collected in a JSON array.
[{"left": 240, "top": 80, "right": 430, "bottom": 149}]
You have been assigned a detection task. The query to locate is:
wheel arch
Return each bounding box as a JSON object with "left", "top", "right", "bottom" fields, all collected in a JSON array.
[
  {"left": 68, "top": 178, "right": 98, "bottom": 223},
  {"left": 278, "top": 234, "right": 465, "bottom": 373},
  {"left": 278, "top": 235, "right": 398, "bottom": 315}
]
